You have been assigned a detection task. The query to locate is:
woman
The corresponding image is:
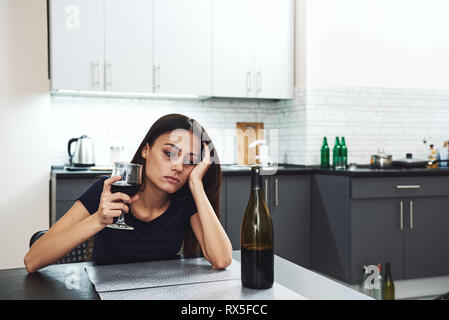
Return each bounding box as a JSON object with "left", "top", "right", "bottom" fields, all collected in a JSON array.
[{"left": 24, "top": 114, "right": 232, "bottom": 273}]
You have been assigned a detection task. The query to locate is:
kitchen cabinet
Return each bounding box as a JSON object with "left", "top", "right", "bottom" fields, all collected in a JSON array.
[
  {"left": 312, "top": 174, "right": 449, "bottom": 284},
  {"left": 50, "top": 0, "right": 293, "bottom": 99},
  {"left": 268, "top": 174, "right": 311, "bottom": 268},
  {"left": 350, "top": 199, "right": 405, "bottom": 282},
  {"left": 50, "top": 174, "right": 105, "bottom": 225},
  {"left": 224, "top": 173, "right": 311, "bottom": 268},
  {"left": 104, "top": 0, "right": 154, "bottom": 93},
  {"left": 49, "top": 0, "right": 104, "bottom": 91},
  {"left": 224, "top": 175, "right": 251, "bottom": 250},
  {"left": 403, "top": 197, "right": 449, "bottom": 279},
  {"left": 212, "top": 0, "right": 294, "bottom": 99},
  {"left": 153, "top": 0, "right": 212, "bottom": 96},
  {"left": 50, "top": 0, "right": 153, "bottom": 93}
]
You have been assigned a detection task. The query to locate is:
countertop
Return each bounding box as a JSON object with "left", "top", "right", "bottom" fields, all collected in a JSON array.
[
  {"left": 0, "top": 250, "right": 370, "bottom": 300},
  {"left": 52, "top": 164, "right": 449, "bottom": 178}
]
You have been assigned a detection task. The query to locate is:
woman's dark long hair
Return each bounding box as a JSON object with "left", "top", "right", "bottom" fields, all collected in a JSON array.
[{"left": 130, "top": 113, "right": 222, "bottom": 257}]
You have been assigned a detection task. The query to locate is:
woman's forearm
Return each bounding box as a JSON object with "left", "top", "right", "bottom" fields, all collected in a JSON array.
[
  {"left": 24, "top": 213, "right": 104, "bottom": 273},
  {"left": 189, "top": 179, "right": 232, "bottom": 268}
]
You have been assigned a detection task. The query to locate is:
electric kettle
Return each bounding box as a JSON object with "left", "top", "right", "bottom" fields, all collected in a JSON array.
[{"left": 67, "top": 135, "right": 95, "bottom": 167}]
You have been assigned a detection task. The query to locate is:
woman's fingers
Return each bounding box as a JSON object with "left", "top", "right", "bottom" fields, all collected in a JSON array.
[
  {"left": 102, "top": 175, "right": 122, "bottom": 195},
  {"left": 108, "top": 192, "right": 132, "bottom": 203},
  {"left": 108, "top": 202, "right": 129, "bottom": 212}
]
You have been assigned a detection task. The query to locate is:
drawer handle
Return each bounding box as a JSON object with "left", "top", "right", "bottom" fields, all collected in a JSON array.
[
  {"left": 264, "top": 179, "right": 268, "bottom": 207},
  {"left": 396, "top": 185, "right": 421, "bottom": 189}
]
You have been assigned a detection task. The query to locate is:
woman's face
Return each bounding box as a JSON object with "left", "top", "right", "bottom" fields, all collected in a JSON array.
[{"left": 141, "top": 129, "right": 202, "bottom": 193}]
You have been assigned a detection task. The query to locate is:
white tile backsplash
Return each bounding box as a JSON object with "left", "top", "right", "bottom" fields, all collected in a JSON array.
[
  {"left": 50, "top": 95, "right": 282, "bottom": 166},
  {"left": 292, "top": 87, "right": 449, "bottom": 165},
  {"left": 50, "top": 87, "right": 449, "bottom": 167}
]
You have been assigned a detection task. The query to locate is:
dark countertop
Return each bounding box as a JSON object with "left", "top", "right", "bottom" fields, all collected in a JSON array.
[
  {"left": 312, "top": 166, "right": 449, "bottom": 177},
  {"left": 51, "top": 164, "right": 449, "bottom": 178}
]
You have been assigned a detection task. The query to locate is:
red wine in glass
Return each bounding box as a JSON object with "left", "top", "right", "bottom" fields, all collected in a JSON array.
[
  {"left": 107, "top": 162, "right": 143, "bottom": 231},
  {"left": 110, "top": 181, "right": 141, "bottom": 197}
]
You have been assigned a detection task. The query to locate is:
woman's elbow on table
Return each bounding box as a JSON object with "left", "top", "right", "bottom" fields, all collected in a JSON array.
[
  {"left": 24, "top": 253, "right": 37, "bottom": 273},
  {"left": 211, "top": 256, "right": 232, "bottom": 270}
]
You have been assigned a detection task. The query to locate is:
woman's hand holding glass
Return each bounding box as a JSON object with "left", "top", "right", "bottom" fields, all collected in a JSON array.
[{"left": 95, "top": 175, "right": 139, "bottom": 227}]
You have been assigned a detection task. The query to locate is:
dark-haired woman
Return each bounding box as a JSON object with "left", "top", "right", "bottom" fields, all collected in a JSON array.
[{"left": 24, "top": 114, "right": 232, "bottom": 273}]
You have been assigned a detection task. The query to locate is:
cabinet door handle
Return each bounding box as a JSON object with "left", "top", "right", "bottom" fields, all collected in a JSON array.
[
  {"left": 154, "top": 66, "right": 160, "bottom": 90},
  {"left": 275, "top": 178, "right": 279, "bottom": 207},
  {"left": 246, "top": 71, "right": 252, "bottom": 95},
  {"left": 396, "top": 185, "right": 420, "bottom": 189},
  {"left": 409, "top": 200, "right": 413, "bottom": 230},
  {"left": 93, "top": 60, "right": 100, "bottom": 87},
  {"left": 105, "top": 61, "right": 112, "bottom": 88},
  {"left": 264, "top": 179, "right": 268, "bottom": 207},
  {"left": 256, "top": 71, "right": 261, "bottom": 94},
  {"left": 400, "top": 201, "right": 404, "bottom": 231}
]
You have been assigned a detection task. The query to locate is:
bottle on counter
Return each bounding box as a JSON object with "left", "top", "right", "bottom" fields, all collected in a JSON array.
[
  {"left": 340, "top": 137, "right": 348, "bottom": 169},
  {"left": 359, "top": 266, "right": 374, "bottom": 298},
  {"left": 373, "top": 263, "right": 383, "bottom": 300},
  {"left": 320, "top": 137, "right": 330, "bottom": 169},
  {"left": 383, "top": 262, "right": 395, "bottom": 300},
  {"left": 241, "top": 166, "right": 274, "bottom": 289},
  {"left": 439, "top": 141, "right": 448, "bottom": 168},
  {"left": 333, "top": 137, "right": 342, "bottom": 169},
  {"left": 428, "top": 144, "right": 438, "bottom": 169}
]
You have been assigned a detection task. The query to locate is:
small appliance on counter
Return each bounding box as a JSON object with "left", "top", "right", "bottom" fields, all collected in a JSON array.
[{"left": 67, "top": 135, "right": 95, "bottom": 168}]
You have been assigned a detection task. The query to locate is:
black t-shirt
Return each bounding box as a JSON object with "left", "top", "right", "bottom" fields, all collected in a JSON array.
[{"left": 76, "top": 176, "right": 198, "bottom": 265}]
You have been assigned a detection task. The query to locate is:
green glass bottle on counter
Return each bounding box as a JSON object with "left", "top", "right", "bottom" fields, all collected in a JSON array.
[
  {"left": 241, "top": 166, "right": 274, "bottom": 289},
  {"left": 341, "top": 137, "right": 348, "bottom": 169},
  {"left": 320, "top": 137, "right": 330, "bottom": 168},
  {"left": 383, "top": 262, "right": 395, "bottom": 300},
  {"left": 333, "top": 137, "right": 342, "bottom": 169}
]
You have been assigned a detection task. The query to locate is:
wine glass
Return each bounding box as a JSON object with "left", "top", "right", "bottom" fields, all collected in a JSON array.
[{"left": 107, "top": 162, "right": 143, "bottom": 230}]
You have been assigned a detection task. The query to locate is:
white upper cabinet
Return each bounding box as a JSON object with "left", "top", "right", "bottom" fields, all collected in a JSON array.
[
  {"left": 49, "top": 0, "right": 293, "bottom": 99},
  {"left": 50, "top": 0, "right": 153, "bottom": 93},
  {"left": 49, "top": 0, "right": 104, "bottom": 91},
  {"left": 212, "top": 0, "right": 254, "bottom": 99},
  {"left": 213, "top": 0, "right": 294, "bottom": 99},
  {"left": 153, "top": 0, "right": 212, "bottom": 96},
  {"left": 104, "top": 0, "right": 154, "bottom": 93},
  {"left": 253, "top": 0, "right": 294, "bottom": 99}
]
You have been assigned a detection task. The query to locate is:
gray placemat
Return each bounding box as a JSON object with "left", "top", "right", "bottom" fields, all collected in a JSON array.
[
  {"left": 85, "top": 257, "right": 241, "bottom": 293},
  {"left": 99, "top": 279, "right": 308, "bottom": 300}
]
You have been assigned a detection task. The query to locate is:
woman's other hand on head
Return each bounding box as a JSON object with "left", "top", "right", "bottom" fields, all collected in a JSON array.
[{"left": 188, "top": 142, "right": 212, "bottom": 184}]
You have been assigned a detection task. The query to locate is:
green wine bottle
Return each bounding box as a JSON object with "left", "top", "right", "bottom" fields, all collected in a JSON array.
[
  {"left": 320, "top": 137, "right": 330, "bottom": 168},
  {"left": 341, "top": 137, "right": 348, "bottom": 168},
  {"left": 383, "top": 262, "right": 395, "bottom": 300},
  {"left": 333, "top": 137, "right": 342, "bottom": 169},
  {"left": 241, "top": 166, "right": 274, "bottom": 289}
]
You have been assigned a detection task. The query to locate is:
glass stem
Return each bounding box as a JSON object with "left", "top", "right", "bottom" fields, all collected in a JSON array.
[
  {"left": 117, "top": 212, "right": 125, "bottom": 224},
  {"left": 117, "top": 200, "right": 126, "bottom": 224}
]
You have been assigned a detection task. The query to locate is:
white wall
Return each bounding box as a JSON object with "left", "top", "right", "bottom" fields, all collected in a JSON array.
[
  {"left": 289, "top": 0, "right": 449, "bottom": 165},
  {"left": 301, "top": 0, "right": 449, "bottom": 89},
  {"left": 0, "top": 0, "right": 50, "bottom": 269}
]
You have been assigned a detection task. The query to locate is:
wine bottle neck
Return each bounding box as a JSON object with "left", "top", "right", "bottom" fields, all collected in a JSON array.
[{"left": 251, "top": 168, "right": 263, "bottom": 190}]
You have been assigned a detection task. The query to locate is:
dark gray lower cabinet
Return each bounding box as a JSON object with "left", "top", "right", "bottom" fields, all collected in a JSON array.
[
  {"left": 270, "top": 174, "right": 311, "bottom": 268},
  {"left": 351, "top": 199, "right": 405, "bottom": 282},
  {"left": 224, "top": 175, "right": 251, "bottom": 250},
  {"left": 224, "top": 173, "right": 311, "bottom": 268},
  {"left": 312, "top": 174, "right": 449, "bottom": 284},
  {"left": 404, "top": 197, "right": 449, "bottom": 278},
  {"left": 51, "top": 176, "right": 102, "bottom": 225}
]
